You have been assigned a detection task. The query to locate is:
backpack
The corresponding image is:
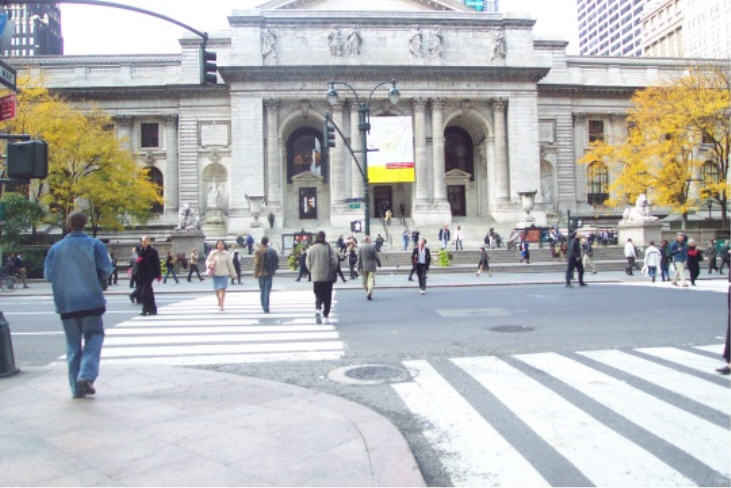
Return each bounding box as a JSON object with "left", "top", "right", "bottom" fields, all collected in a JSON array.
[{"left": 263, "top": 248, "right": 279, "bottom": 274}]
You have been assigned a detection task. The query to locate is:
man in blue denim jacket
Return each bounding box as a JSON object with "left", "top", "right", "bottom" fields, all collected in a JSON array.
[
  {"left": 670, "top": 233, "right": 689, "bottom": 287},
  {"left": 44, "top": 211, "right": 113, "bottom": 398}
]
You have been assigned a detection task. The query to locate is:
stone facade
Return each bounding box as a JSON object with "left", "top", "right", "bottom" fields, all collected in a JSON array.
[{"left": 9, "top": 0, "right": 729, "bottom": 238}]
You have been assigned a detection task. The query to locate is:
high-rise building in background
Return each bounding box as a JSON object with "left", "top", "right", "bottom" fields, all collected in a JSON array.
[
  {"left": 462, "top": 0, "right": 499, "bottom": 12},
  {"left": 1, "top": 3, "right": 63, "bottom": 57},
  {"left": 682, "top": 0, "right": 730, "bottom": 58},
  {"left": 577, "top": 0, "right": 645, "bottom": 56},
  {"left": 641, "top": 0, "right": 683, "bottom": 57}
]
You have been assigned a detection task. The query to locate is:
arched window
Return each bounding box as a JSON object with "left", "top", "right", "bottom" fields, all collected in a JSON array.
[
  {"left": 286, "top": 127, "right": 324, "bottom": 183},
  {"left": 444, "top": 126, "right": 474, "bottom": 180},
  {"left": 586, "top": 161, "right": 608, "bottom": 205},
  {"left": 146, "top": 166, "right": 164, "bottom": 214}
]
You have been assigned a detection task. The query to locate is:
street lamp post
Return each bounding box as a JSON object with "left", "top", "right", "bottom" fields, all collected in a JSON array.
[{"left": 326, "top": 79, "right": 400, "bottom": 237}]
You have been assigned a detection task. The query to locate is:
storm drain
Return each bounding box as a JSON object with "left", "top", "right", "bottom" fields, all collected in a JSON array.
[
  {"left": 328, "top": 364, "right": 412, "bottom": 386},
  {"left": 489, "top": 325, "right": 534, "bottom": 333}
]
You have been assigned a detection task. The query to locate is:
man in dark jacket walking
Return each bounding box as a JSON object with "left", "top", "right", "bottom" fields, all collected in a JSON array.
[
  {"left": 566, "top": 232, "right": 587, "bottom": 287},
  {"left": 411, "top": 237, "right": 431, "bottom": 294},
  {"left": 358, "top": 235, "right": 381, "bottom": 300},
  {"left": 137, "top": 236, "right": 161, "bottom": 315}
]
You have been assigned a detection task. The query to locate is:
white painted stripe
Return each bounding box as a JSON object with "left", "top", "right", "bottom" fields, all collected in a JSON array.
[
  {"left": 101, "top": 340, "right": 345, "bottom": 358},
  {"left": 121, "top": 317, "right": 335, "bottom": 327},
  {"left": 520, "top": 352, "right": 731, "bottom": 479},
  {"left": 134, "top": 313, "right": 325, "bottom": 319},
  {"left": 11, "top": 331, "right": 65, "bottom": 336},
  {"left": 637, "top": 347, "right": 729, "bottom": 375},
  {"left": 98, "top": 350, "right": 344, "bottom": 365},
  {"left": 579, "top": 349, "right": 731, "bottom": 413},
  {"left": 103, "top": 331, "right": 340, "bottom": 346},
  {"left": 454, "top": 356, "right": 693, "bottom": 487},
  {"left": 3, "top": 311, "right": 141, "bottom": 316},
  {"left": 393, "top": 360, "right": 549, "bottom": 487},
  {"left": 693, "top": 344, "right": 726, "bottom": 355},
  {"left": 106, "top": 325, "right": 336, "bottom": 335}
]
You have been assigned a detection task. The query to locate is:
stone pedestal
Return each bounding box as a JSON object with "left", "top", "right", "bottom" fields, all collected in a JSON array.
[
  {"left": 170, "top": 230, "right": 205, "bottom": 260},
  {"left": 618, "top": 220, "right": 663, "bottom": 247}
]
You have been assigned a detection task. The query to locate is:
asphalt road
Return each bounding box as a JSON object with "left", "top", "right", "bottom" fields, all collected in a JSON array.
[{"left": 3, "top": 282, "right": 729, "bottom": 486}]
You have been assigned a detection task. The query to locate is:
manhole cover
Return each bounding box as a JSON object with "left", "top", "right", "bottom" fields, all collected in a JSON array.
[
  {"left": 328, "top": 364, "right": 412, "bottom": 386},
  {"left": 489, "top": 325, "right": 534, "bottom": 333}
]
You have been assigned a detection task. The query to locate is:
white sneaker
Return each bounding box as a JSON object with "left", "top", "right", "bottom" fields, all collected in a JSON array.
[
  {"left": 419, "top": 289, "right": 426, "bottom": 295},
  {"left": 315, "top": 310, "right": 322, "bottom": 324},
  {"left": 323, "top": 317, "right": 330, "bottom": 325}
]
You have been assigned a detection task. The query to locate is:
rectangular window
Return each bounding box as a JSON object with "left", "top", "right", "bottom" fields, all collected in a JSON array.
[
  {"left": 140, "top": 122, "right": 159, "bottom": 148},
  {"left": 588, "top": 120, "right": 605, "bottom": 143}
]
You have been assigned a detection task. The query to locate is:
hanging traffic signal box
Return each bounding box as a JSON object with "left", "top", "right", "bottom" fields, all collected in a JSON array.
[
  {"left": 200, "top": 48, "right": 217, "bottom": 85},
  {"left": 323, "top": 116, "right": 336, "bottom": 150},
  {"left": 7, "top": 140, "right": 48, "bottom": 179}
]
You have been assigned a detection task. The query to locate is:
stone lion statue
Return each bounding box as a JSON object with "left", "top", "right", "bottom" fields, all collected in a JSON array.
[
  {"left": 622, "top": 193, "right": 658, "bottom": 222},
  {"left": 176, "top": 203, "right": 199, "bottom": 230}
]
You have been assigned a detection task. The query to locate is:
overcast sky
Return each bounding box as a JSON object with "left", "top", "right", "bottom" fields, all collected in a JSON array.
[{"left": 60, "top": 0, "right": 580, "bottom": 55}]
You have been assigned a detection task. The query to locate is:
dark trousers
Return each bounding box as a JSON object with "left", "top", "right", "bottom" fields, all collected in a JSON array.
[
  {"left": 188, "top": 264, "right": 202, "bottom": 281},
  {"left": 313, "top": 281, "right": 333, "bottom": 317},
  {"left": 626, "top": 257, "right": 635, "bottom": 275},
  {"left": 409, "top": 263, "right": 416, "bottom": 280},
  {"left": 140, "top": 279, "right": 157, "bottom": 314},
  {"left": 689, "top": 262, "right": 700, "bottom": 284},
  {"left": 720, "top": 259, "right": 730, "bottom": 274},
  {"left": 724, "top": 279, "right": 730, "bottom": 363},
  {"left": 232, "top": 264, "right": 241, "bottom": 284},
  {"left": 297, "top": 266, "right": 311, "bottom": 281},
  {"left": 336, "top": 266, "right": 347, "bottom": 283},
  {"left": 416, "top": 263, "right": 428, "bottom": 290},
  {"left": 566, "top": 258, "right": 585, "bottom": 285},
  {"left": 164, "top": 268, "right": 178, "bottom": 283},
  {"left": 107, "top": 269, "right": 118, "bottom": 285}
]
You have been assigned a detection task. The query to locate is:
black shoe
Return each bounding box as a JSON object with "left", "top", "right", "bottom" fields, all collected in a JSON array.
[
  {"left": 295, "top": 278, "right": 300, "bottom": 282},
  {"left": 76, "top": 379, "right": 96, "bottom": 395},
  {"left": 565, "top": 283, "right": 573, "bottom": 287},
  {"left": 579, "top": 283, "right": 588, "bottom": 287},
  {"left": 139, "top": 312, "right": 148, "bottom": 316},
  {"left": 715, "top": 365, "right": 730, "bottom": 375},
  {"left": 408, "top": 278, "right": 413, "bottom": 281},
  {"left": 367, "top": 294, "right": 372, "bottom": 300}
]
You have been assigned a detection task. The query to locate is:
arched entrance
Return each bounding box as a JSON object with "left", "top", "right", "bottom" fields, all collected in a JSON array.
[{"left": 444, "top": 126, "right": 474, "bottom": 217}]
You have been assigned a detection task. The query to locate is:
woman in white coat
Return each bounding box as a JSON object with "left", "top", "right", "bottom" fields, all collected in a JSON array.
[
  {"left": 643, "top": 241, "right": 662, "bottom": 283},
  {"left": 206, "top": 240, "right": 236, "bottom": 311}
]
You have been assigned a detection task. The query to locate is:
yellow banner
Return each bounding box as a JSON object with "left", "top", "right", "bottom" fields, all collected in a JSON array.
[
  {"left": 367, "top": 116, "right": 415, "bottom": 183},
  {"left": 368, "top": 165, "right": 415, "bottom": 183}
]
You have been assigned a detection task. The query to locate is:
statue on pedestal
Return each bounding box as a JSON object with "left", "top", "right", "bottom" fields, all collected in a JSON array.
[
  {"left": 621, "top": 194, "right": 658, "bottom": 222},
  {"left": 176, "top": 203, "right": 199, "bottom": 230},
  {"left": 207, "top": 180, "right": 223, "bottom": 209}
]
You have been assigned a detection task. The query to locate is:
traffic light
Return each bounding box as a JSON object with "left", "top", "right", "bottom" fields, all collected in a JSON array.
[
  {"left": 7, "top": 140, "right": 48, "bottom": 179},
  {"left": 199, "top": 47, "right": 217, "bottom": 85},
  {"left": 323, "top": 115, "right": 336, "bottom": 150}
]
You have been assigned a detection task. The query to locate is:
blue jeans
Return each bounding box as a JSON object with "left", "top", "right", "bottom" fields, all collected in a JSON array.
[
  {"left": 258, "top": 275, "right": 273, "bottom": 312},
  {"left": 402, "top": 236, "right": 409, "bottom": 250},
  {"left": 61, "top": 314, "right": 104, "bottom": 396},
  {"left": 648, "top": 265, "right": 657, "bottom": 281}
]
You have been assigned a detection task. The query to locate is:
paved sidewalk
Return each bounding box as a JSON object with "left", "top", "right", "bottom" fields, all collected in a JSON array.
[
  {"left": 7, "top": 269, "right": 727, "bottom": 297},
  {"left": 0, "top": 363, "right": 424, "bottom": 487}
]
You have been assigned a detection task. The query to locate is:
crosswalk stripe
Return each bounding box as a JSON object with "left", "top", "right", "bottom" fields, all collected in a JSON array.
[
  {"left": 453, "top": 356, "right": 694, "bottom": 487},
  {"left": 102, "top": 351, "right": 344, "bottom": 366},
  {"left": 578, "top": 349, "right": 731, "bottom": 413},
  {"left": 103, "top": 331, "right": 341, "bottom": 346},
  {"left": 393, "top": 360, "right": 550, "bottom": 487},
  {"left": 694, "top": 344, "right": 726, "bottom": 355},
  {"left": 637, "top": 346, "right": 727, "bottom": 375},
  {"left": 66, "top": 290, "right": 346, "bottom": 365},
  {"left": 519, "top": 352, "right": 730, "bottom": 479},
  {"left": 106, "top": 325, "right": 336, "bottom": 335},
  {"left": 101, "top": 340, "right": 345, "bottom": 358}
]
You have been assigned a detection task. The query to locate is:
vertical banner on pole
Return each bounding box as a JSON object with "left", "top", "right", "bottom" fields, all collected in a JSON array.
[{"left": 367, "top": 116, "right": 415, "bottom": 183}]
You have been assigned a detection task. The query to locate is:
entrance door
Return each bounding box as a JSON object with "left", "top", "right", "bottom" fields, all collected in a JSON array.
[
  {"left": 373, "top": 186, "right": 392, "bottom": 218},
  {"left": 447, "top": 185, "right": 466, "bottom": 216}
]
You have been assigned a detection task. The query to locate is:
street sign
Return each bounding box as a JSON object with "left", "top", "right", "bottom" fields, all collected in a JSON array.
[
  {"left": 348, "top": 202, "right": 361, "bottom": 210},
  {"left": 0, "top": 60, "right": 16, "bottom": 92},
  {"left": 0, "top": 94, "right": 16, "bottom": 121}
]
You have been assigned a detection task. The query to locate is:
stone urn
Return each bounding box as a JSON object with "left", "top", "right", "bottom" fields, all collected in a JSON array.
[
  {"left": 518, "top": 190, "right": 537, "bottom": 225},
  {"left": 245, "top": 194, "right": 266, "bottom": 227}
]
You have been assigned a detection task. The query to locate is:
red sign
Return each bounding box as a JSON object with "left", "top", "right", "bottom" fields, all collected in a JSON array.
[{"left": 0, "top": 93, "right": 16, "bottom": 121}]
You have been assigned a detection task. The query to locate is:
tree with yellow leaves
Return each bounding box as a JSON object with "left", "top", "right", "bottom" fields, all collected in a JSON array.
[
  {"left": 581, "top": 67, "right": 729, "bottom": 228},
  {"left": 0, "top": 76, "right": 161, "bottom": 235}
]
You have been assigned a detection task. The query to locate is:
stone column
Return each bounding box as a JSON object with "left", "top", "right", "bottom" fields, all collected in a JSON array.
[
  {"left": 265, "top": 99, "right": 281, "bottom": 208},
  {"left": 330, "top": 101, "right": 346, "bottom": 209},
  {"left": 431, "top": 98, "right": 447, "bottom": 205},
  {"left": 572, "top": 113, "right": 587, "bottom": 207},
  {"left": 413, "top": 98, "right": 429, "bottom": 205},
  {"left": 492, "top": 100, "right": 509, "bottom": 201},
  {"left": 350, "top": 102, "right": 363, "bottom": 199},
  {"left": 115, "top": 115, "right": 134, "bottom": 153},
  {"left": 164, "top": 115, "right": 179, "bottom": 214}
]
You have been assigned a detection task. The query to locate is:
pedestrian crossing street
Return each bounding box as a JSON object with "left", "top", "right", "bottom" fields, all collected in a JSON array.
[
  {"left": 392, "top": 343, "right": 731, "bottom": 487},
  {"left": 98, "top": 290, "right": 345, "bottom": 365}
]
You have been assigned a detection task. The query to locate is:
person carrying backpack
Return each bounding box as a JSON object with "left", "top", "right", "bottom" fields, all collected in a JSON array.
[{"left": 254, "top": 236, "right": 278, "bottom": 313}]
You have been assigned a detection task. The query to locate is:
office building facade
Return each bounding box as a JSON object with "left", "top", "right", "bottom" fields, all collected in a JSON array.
[
  {"left": 577, "top": 0, "right": 644, "bottom": 56},
  {"left": 2, "top": 3, "right": 63, "bottom": 57}
]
